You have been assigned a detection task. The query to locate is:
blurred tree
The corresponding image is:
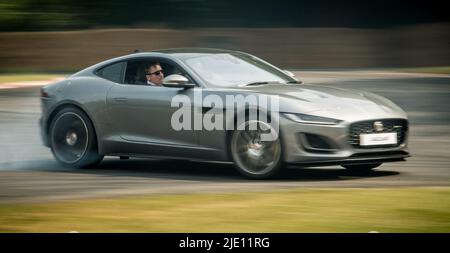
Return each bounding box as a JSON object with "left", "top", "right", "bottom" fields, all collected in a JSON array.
[
  {"left": 0, "top": 0, "right": 87, "bottom": 31},
  {"left": 0, "top": 0, "right": 448, "bottom": 31}
]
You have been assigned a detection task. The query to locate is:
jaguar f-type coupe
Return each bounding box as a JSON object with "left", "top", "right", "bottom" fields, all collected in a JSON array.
[{"left": 40, "top": 48, "right": 409, "bottom": 179}]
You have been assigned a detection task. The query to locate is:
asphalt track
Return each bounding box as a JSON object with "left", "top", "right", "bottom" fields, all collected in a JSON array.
[{"left": 0, "top": 71, "right": 449, "bottom": 203}]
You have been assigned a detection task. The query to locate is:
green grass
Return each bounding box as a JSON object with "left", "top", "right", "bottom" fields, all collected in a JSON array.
[
  {"left": 0, "top": 73, "right": 66, "bottom": 83},
  {"left": 0, "top": 187, "right": 449, "bottom": 233}
]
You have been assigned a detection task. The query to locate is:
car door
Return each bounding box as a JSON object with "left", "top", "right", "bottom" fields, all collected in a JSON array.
[{"left": 106, "top": 58, "right": 199, "bottom": 156}]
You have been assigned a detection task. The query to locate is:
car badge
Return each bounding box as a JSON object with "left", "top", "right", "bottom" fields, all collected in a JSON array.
[{"left": 373, "top": 121, "right": 384, "bottom": 132}]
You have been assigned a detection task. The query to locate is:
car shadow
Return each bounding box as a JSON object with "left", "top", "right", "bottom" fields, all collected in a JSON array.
[
  {"left": 100, "top": 158, "right": 400, "bottom": 181},
  {"left": 1, "top": 157, "right": 400, "bottom": 182}
]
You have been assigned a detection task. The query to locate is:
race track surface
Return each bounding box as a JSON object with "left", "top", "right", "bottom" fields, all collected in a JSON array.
[{"left": 0, "top": 71, "right": 449, "bottom": 203}]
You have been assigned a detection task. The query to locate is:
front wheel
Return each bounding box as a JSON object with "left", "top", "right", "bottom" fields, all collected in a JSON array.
[
  {"left": 49, "top": 107, "right": 103, "bottom": 168},
  {"left": 230, "top": 120, "right": 283, "bottom": 179}
]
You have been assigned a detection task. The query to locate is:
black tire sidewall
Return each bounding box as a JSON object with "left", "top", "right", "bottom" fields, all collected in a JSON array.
[
  {"left": 229, "top": 118, "right": 284, "bottom": 179},
  {"left": 49, "top": 107, "right": 102, "bottom": 168}
]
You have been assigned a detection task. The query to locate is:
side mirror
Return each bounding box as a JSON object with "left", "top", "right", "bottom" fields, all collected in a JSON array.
[{"left": 162, "top": 74, "right": 195, "bottom": 88}]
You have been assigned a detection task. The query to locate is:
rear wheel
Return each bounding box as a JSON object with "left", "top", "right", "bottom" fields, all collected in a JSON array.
[
  {"left": 49, "top": 107, "right": 103, "bottom": 168},
  {"left": 230, "top": 120, "right": 282, "bottom": 179},
  {"left": 342, "top": 163, "right": 382, "bottom": 174}
]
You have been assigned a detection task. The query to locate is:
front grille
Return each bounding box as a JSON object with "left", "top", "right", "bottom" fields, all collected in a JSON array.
[{"left": 348, "top": 119, "right": 408, "bottom": 148}]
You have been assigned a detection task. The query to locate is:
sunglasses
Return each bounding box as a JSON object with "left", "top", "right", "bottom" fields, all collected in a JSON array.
[{"left": 147, "top": 70, "right": 164, "bottom": 76}]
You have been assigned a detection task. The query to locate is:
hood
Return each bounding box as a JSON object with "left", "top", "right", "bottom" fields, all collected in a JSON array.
[{"left": 228, "top": 83, "right": 407, "bottom": 121}]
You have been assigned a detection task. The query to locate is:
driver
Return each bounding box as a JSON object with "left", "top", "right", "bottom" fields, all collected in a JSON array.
[{"left": 145, "top": 62, "right": 164, "bottom": 86}]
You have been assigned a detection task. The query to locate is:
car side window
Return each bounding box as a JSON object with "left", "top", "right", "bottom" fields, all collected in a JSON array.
[
  {"left": 123, "top": 58, "right": 196, "bottom": 86},
  {"left": 124, "top": 60, "right": 147, "bottom": 85},
  {"left": 96, "top": 61, "right": 125, "bottom": 83}
]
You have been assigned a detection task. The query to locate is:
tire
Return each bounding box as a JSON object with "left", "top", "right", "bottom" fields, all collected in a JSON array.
[
  {"left": 49, "top": 107, "right": 103, "bottom": 168},
  {"left": 342, "top": 163, "right": 382, "bottom": 174},
  {"left": 230, "top": 119, "right": 283, "bottom": 179}
]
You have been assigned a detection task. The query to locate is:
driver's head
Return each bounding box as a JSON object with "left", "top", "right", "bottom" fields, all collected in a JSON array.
[{"left": 146, "top": 62, "right": 164, "bottom": 85}]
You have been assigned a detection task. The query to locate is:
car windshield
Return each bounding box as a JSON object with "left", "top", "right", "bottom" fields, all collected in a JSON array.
[{"left": 182, "top": 53, "right": 295, "bottom": 87}]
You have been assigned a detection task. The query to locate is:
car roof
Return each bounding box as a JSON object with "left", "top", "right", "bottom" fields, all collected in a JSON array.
[
  {"left": 152, "top": 48, "right": 237, "bottom": 54},
  {"left": 127, "top": 48, "right": 247, "bottom": 60},
  {"left": 72, "top": 48, "right": 248, "bottom": 77}
]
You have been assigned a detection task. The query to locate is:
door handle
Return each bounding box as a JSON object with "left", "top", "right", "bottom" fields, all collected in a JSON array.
[{"left": 113, "top": 97, "right": 129, "bottom": 103}]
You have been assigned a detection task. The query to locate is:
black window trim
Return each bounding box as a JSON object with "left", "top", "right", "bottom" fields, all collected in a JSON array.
[{"left": 94, "top": 56, "right": 201, "bottom": 87}]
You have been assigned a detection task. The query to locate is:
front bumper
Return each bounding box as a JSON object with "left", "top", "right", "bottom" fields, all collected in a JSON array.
[
  {"left": 280, "top": 117, "right": 409, "bottom": 166},
  {"left": 289, "top": 151, "right": 409, "bottom": 166}
]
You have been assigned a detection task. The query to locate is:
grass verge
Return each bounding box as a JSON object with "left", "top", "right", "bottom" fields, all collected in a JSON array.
[
  {"left": 0, "top": 187, "right": 449, "bottom": 232},
  {"left": 0, "top": 73, "right": 66, "bottom": 84}
]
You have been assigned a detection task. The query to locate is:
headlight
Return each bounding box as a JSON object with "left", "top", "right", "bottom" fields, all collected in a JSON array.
[{"left": 283, "top": 113, "right": 341, "bottom": 125}]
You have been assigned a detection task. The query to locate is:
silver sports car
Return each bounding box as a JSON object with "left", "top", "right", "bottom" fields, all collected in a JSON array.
[{"left": 40, "top": 48, "right": 409, "bottom": 179}]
